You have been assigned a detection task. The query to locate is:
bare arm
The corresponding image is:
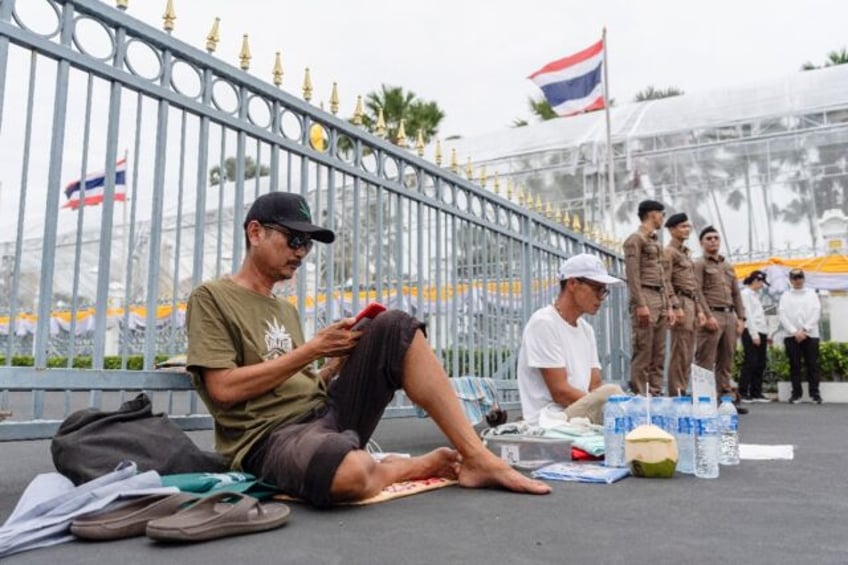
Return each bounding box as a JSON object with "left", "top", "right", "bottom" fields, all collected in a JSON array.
[
  {"left": 588, "top": 368, "right": 602, "bottom": 392},
  {"left": 539, "top": 367, "right": 587, "bottom": 407},
  {"left": 202, "top": 319, "right": 359, "bottom": 407}
]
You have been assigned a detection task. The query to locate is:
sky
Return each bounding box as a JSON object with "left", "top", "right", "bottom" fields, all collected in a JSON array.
[{"left": 114, "top": 0, "right": 848, "bottom": 138}]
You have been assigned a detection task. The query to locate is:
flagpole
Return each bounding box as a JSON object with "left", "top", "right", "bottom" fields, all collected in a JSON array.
[
  {"left": 602, "top": 27, "right": 617, "bottom": 239},
  {"left": 121, "top": 149, "right": 128, "bottom": 297}
]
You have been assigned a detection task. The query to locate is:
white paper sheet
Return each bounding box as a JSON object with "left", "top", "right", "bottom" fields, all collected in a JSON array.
[{"left": 738, "top": 444, "right": 795, "bottom": 460}]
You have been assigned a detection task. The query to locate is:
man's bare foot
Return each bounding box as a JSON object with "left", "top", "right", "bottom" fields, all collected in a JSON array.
[
  {"left": 383, "top": 447, "right": 460, "bottom": 481},
  {"left": 458, "top": 451, "right": 551, "bottom": 494}
]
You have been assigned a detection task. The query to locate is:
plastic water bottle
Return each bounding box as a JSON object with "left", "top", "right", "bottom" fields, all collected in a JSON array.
[
  {"left": 718, "top": 396, "right": 740, "bottom": 465},
  {"left": 650, "top": 397, "right": 666, "bottom": 431},
  {"left": 627, "top": 395, "right": 648, "bottom": 431},
  {"left": 694, "top": 396, "right": 719, "bottom": 479},
  {"left": 603, "top": 396, "right": 628, "bottom": 468},
  {"left": 672, "top": 396, "right": 695, "bottom": 474}
]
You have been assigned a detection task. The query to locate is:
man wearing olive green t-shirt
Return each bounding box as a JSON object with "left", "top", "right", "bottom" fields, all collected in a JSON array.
[{"left": 186, "top": 191, "right": 549, "bottom": 507}]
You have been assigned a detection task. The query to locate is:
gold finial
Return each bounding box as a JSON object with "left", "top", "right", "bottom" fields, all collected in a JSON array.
[
  {"left": 450, "top": 148, "right": 458, "bottom": 172},
  {"left": 516, "top": 187, "right": 525, "bottom": 206},
  {"left": 415, "top": 130, "right": 425, "bottom": 156},
  {"left": 396, "top": 119, "right": 408, "bottom": 147},
  {"left": 162, "top": 0, "right": 176, "bottom": 33},
  {"left": 563, "top": 210, "right": 571, "bottom": 227},
  {"left": 465, "top": 157, "right": 473, "bottom": 180},
  {"left": 556, "top": 208, "right": 564, "bottom": 223},
  {"left": 479, "top": 165, "right": 487, "bottom": 188},
  {"left": 329, "top": 82, "right": 340, "bottom": 115},
  {"left": 272, "top": 51, "right": 283, "bottom": 86},
  {"left": 506, "top": 179, "right": 513, "bottom": 200},
  {"left": 116, "top": 0, "right": 128, "bottom": 10},
  {"left": 435, "top": 139, "right": 443, "bottom": 166},
  {"left": 375, "top": 107, "right": 386, "bottom": 137},
  {"left": 302, "top": 67, "right": 313, "bottom": 102},
  {"left": 546, "top": 202, "right": 554, "bottom": 218},
  {"left": 206, "top": 17, "right": 220, "bottom": 53},
  {"left": 535, "top": 195, "right": 543, "bottom": 212},
  {"left": 352, "top": 95, "right": 364, "bottom": 125},
  {"left": 572, "top": 214, "right": 582, "bottom": 232},
  {"left": 493, "top": 173, "right": 500, "bottom": 195},
  {"left": 239, "top": 34, "right": 251, "bottom": 70}
]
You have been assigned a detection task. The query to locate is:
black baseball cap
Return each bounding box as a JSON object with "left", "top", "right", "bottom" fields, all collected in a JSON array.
[
  {"left": 244, "top": 192, "right": 335, "bottom": 243},
  {"left": 744, "top": 270, "right": 769, "bottom": 286}
]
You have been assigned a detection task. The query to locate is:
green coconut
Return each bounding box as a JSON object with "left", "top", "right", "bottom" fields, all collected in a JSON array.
[{"left": 624, "top": 424, "right": 679, "bottom": 478}]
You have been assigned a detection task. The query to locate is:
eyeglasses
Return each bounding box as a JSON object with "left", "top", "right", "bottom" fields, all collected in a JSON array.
[
  {"left": 262, "top": 224, "right": 313, "bottom": 252},
  {"left": 577, "top": 277, "right": 610, "bottom": 299}
]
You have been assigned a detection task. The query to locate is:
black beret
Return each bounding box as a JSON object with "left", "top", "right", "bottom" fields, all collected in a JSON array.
[
  {"left": 638, "top": 200, "right": 664, "bottom": 215},
  {"left": 664, "top": 212, "right": 688, "bottom": 228},
  {"left": 699, "top": 225, "right": 719, "bottom": 240}
]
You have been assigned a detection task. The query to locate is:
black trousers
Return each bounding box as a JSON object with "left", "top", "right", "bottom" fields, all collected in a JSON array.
[
  {"left": 739, "top": 330, "right": 767, "bottom": 398},
  {"left": 784, "top": 336, "right": 820, "bottom": 398}
]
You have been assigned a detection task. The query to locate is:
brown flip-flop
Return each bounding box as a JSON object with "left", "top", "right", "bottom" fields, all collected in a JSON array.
[
  {"left": 145, "top": 492, "right": 291, "bottom": 543},
  {"left": 71, "top": 493, "right": 199, "bottom": 540}
]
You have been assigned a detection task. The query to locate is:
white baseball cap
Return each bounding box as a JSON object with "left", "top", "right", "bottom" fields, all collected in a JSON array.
[{"left": 557, "top": 253, "right": 624, "bottom": 285}]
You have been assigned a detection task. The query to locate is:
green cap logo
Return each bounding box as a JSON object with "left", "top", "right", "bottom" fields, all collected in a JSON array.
[{"left": 299, "top": 200, "right": 311, "bottom": 221}]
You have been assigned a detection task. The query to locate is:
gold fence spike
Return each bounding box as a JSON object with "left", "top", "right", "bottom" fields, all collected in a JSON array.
[
  {"left": 330, "top": 82, "right": 340, "bottom": 115},
  {"left": 375, "top": 107, "right": 386, "bottom": 137},
  {"left": 465, "top": 157, "right": 473, "bottom": 180},
  {"left": 479, "top": 165, "right": 487, "bottom": 188},
  {"left": 506, "top": 178, "right": 513, "bottom": 200},
  {"left": 535, "top": 195, "right": 543, "bottom": 212},
  {"left": 162, "top": 0, "right": 176, "bottom": 33},
  {"left": 546, "top": 202, "right": 554, "bottom": 218},
  {"left": 352, "top": 95, "right": 364, "bottom": 125},
  {"left": 556, "top": 208, "right": 563, "bottom": 223},
  {"left": 396, "top": 119, "right": 408, "bottom": 147},
  {"left": 206, "top": 17, "right": 220, "bottom": 53},
  {"left": 239, "top": 34, "right": 251, "bottom": 70},
  {"left": 116, "top": 0, "right": 128, "bottom": 10},
  {"left": 572, "top": 214, "right": 582, "bottom": 232},
  {"left": 449, "top": 148, "right": 458, "bottom": 172},
  {"left": 493, "top": 173, "right": 500, "bottom": 194},
  {"left": 516, "top": 187, "right": 525, "bottom": 206},
  {"left": 435, "top": 139, "right": 443, "bottom": 166},
  {"left": 563, "top": 210, "right": 571, "bottom": 226},
  {"left": 302, "top": 68, "right": 313, "bottom": 102},
  {"left": 272, "top": 52, "right": 283, "bottom": 86},
  {"left": 416, "top": 130, "right": 425, "bottom": 156}
]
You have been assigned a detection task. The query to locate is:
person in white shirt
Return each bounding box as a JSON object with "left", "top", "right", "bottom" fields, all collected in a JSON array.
[
  {"left": 739, "top": 270, "right": 771, "bottom": 403},
  {"left": 778, "top": 268, "right": 822, "bottom": 404},
  {"left": 517, "top": 253, "right": 625, "bottom": 425}
]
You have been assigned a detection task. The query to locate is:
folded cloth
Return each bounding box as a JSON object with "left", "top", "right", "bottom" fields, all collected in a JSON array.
[
  {"left": 532, "top": 462, "right": 630, "bottom": 484},
  {"left": 572, "top": 435, "right": 606, "bottom": 457}
]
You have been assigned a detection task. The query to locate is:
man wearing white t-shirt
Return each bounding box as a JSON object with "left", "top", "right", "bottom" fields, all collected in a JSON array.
[{"left": 518, "top": 254, "right": 625, "bottom": 425}]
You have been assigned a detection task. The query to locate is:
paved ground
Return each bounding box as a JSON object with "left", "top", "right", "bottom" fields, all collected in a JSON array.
[{"left": 2, "top": 401, "right": 847, "bottom": 565}]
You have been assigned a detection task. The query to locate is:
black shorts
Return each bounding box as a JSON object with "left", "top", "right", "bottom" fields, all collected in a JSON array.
[{"left": 243, "top": 310, "right": 424, "bottom": 507}]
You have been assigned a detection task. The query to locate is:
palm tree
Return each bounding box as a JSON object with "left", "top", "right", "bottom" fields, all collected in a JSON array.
[
  {"left": 801, "top": 47, "right": 848, "bottom": 70},
  {"left": 208, "top": 156, "right": 269, "bottom": 186},
  {"left": 633, "top": 86, "right": 684, "bottom": 102},
  {"left": 358, "top": 85, "right": 445, "bottom": 145}
]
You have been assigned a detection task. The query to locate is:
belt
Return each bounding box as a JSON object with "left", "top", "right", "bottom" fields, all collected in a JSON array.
[
  {"left": 641, "top": 284, "right": 663, "bottom": 292},
  {"left": 676, "top": 289, "right": 696, "bottom": 300},
  {"left": 710, "top": 306, "right": 735, "bottom": 313}
]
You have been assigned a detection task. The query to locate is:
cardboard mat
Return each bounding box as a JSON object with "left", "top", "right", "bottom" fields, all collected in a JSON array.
[{"left": 273, "top": 477, "right": 457, "bottom": 506}]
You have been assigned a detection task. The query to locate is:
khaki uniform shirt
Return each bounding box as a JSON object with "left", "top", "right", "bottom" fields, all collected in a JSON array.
[
  {"left": 693, "top": 254, "right": 745, "bottom": 318},
  {"left": 623, "top": 227, "right": 674, "bottom": 308},
  {"left": 664, "top": 239, "right": 710, "bottom": 315},
  {"left": 186, "top": 277, "right": 326, "bottom": 470}
]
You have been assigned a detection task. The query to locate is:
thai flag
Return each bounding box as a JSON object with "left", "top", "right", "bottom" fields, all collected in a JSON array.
[
  {"left": 63, "top": 158, "right": 127, "bottom": 209},
  {"left": 528, "top": 38, "right": 606, "bottom": 117}
]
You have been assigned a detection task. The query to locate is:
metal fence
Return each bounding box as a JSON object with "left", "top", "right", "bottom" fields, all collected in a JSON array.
[{"left": 0, "top": 0, "right": 627, "bottom": 439}]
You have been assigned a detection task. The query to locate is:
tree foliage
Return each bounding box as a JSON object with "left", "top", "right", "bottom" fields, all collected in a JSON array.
[
  {"left": 357, "top": 84, "right": 445, "bottom": 144},
  {"left": 633, "top": 86, "right": 684, "bottom": 102},
  {"left": 209, "top": 156, "right": 270, "bottom": 186},
  {"left": 801, "top": 47, "right": 848, "bottom": 71}
]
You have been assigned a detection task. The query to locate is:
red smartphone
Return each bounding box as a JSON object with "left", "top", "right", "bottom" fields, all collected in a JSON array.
[{"left": 350, "top": 303, "right": 387, "bottom": 330}]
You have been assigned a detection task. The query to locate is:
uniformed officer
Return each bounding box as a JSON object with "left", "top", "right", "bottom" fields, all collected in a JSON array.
[
  {"left": 624, "top": 200, "right": 676, "bottom": 396},
  {"left": 693, "top": 226, "right": 746, "bottom": 403},
  {"left": 664, "top": 213, "right": 710, "bottom": 396}
]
